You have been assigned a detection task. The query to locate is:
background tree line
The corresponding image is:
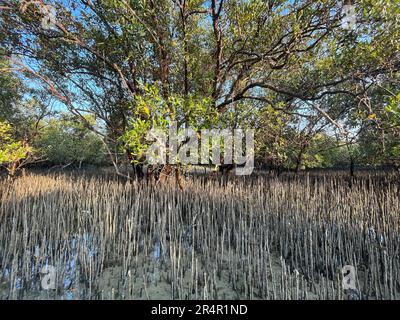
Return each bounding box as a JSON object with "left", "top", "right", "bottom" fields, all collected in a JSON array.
[{"left": 0, "top": 0, "right": 399, "bottom": 180}]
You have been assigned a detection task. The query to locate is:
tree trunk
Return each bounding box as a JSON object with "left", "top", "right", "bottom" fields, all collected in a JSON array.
[
  {"left": 158, "top": 164, "right": 173, "bottom": 184},
  {"left": 7, "top": 161, "right": 19, "bottom": 180},
  {"left": 218, "top": 163, "right": 235, "bottom": 175},
  {"left": 175, "top": 167, "right": 185, "bottom": 190},
  {"left": 295, "top": 148, "right": 306, "bottom": 173},
  {"left": 350, "top": 157, "right": 355, "bottom": 178},
  {"left": 132, "top": 163, "right": 145, "bottom": 179},
  {"left": 155, "top": 165, "right": 185, "bottom": 190},
  {"left": 126, "top": 150, "right": 145, "bottom": 179},
  {"left": 295, "top": 158, "right": 302, "bottom": 173}
]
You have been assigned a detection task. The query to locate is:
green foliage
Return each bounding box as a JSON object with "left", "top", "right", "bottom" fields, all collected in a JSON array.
[
  {"left": 0, "top": 121, "right": 31, "bottom": 167},
  {"left": 1, "top": 0, "right": 400, "bottom": 174},
  {"left": 0, "top": 55, "right": 22, "bottom": 123},
  {"left": 37, "top": 115, "right": 106, "bottom": 165},
  {"left": 120, "top": 84, "right": 214, "bottom": 164},
  {"left": 386, "top": 93, "right": 400, "bottom": 125},
  {"left": 254, "top": 104, "right": 291, "bottom": 167},
  {"left": 355, "top": 90, "right": 400, "bottom": 167}
]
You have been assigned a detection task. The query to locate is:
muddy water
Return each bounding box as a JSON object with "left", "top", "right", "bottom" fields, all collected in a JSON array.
[
  {"left": 1, "top": 173, "right": 399, "bottom": 300},
  {"left": 0, "top": 232, "right": 320, "bottom": 300},
  {"left": 0, "top": 236, "right": 251, "bottom": 299}
]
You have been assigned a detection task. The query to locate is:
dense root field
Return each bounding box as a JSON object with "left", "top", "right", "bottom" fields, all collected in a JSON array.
[{"left": 0, "top": 171, "right": 399, "bottom": 300}]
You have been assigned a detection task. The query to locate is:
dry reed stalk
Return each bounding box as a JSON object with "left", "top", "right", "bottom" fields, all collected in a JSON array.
[{"left": 0, "top": 170, "right": 399, "bottom": 300}]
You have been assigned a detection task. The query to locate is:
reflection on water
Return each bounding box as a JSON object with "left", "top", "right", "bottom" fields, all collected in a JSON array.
[
  {"left": 2, "top": 233, "right": 103, "bottom": 299},
  {"left": 0, "top": 234, "right": 189, "bottom": 300},
  {"left": 4, "top": 173, "right": 396, "bottom": 300}
]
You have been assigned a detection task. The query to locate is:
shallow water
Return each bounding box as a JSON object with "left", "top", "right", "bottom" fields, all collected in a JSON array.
[{"left": 1, "top": 173, "right": 399, "bottom": 300}]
